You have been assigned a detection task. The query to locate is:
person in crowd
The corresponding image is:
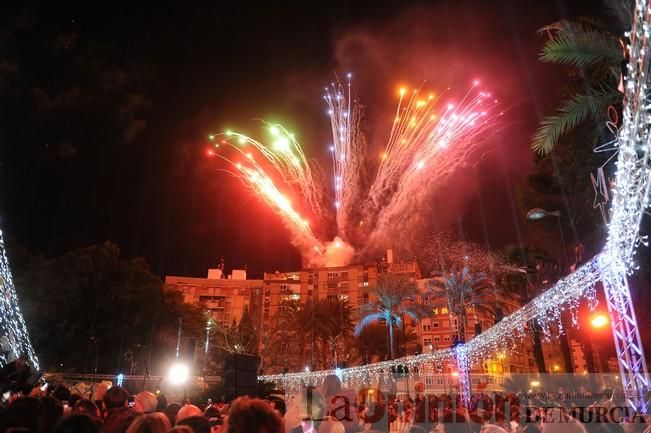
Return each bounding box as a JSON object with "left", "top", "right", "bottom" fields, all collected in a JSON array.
[
  {"left": 73, "top": 399, "right": 101, "bottom": 418},
  {"left": 92, "top": 381, "right": 112, "bottom": 415},
  {"left": 125, "top": 412, "right": 171, "bottom": 433},
  {"left": 177, "top": 415, "right": 211, "bottom": 433},
  {"left": 413, "top": 382, "right": 428, "bottom": 425},
  {"left": 541, "top": 407, "right": 587, "bottom": 433},
  {"left": 203, "top": 406, "right": 223, "bottom": 432},
  {"left": 267, "top": 396, "right": 286, "bottom": 417},
  {"left": 409, "top": 425, "right": 427, "bottom": 433},
  {"left": 163, "top": 403, "right": 182, "bottom": 426},
  {"left": 156, "top": 393, "right": 168, "bottom": 412},
  {"left": 300, "top": 391, "right": 327, "bottom": 433},
  {"left": 223, "top": 397, "right": 283, "bottom": 433},
  {"left": 440, "top": 411, "right": 481, "bottom": 433},
  {"left": 0, "top": 396, "right": 45, "bottom": 433},
  {"left": 40, "top": 396, "right": 64, "bottom": 432},
  {"left": 51, "top": 385, "right": 72, "bottom": 407},
  {"left": 51, "top": 413, "right": 103, "bottom": 433},
  {"left": 319, "top": 416, "right": 346, "bottom": 433},
  {"left": 321, "top": 375, "right": 357, "bottom": 433},
  {"left": 103, "top": 386, "right": 138, "bottom": 433},
  {"left": 134, "top": 391, "right": 158, "bottom": 414},
  {"left": 176, "top": 404, "right": 204, "bottom": 423},
  {"left": 168, "top": 427, "right": 195, "bottom": 433}
]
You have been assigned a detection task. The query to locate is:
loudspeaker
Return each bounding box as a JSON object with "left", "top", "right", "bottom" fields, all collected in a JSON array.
[{"left": 223, "top": 353, "right": 259, "bottom": 401}]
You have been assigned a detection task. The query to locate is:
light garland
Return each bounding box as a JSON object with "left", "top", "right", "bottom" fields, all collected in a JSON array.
[{"left": 0, "top": 229, "right": 39, "bottom": 368}]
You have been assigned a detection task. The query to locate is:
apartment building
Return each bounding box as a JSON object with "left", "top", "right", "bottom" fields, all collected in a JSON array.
[{"left": 165, "top": 267, "right": 263, "bottom": 328}]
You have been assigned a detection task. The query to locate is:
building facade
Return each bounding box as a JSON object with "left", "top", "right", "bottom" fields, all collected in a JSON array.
[
  {"left": 165, "top": 268, "right": 263, "bottom": 328},
  {"left": 166, "top": 253, "right": 542, "bottom": 390}
]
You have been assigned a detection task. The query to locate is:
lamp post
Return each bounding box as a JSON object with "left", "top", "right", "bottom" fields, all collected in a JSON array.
[
  {"left": 527, "top": 208, "right": 574, "bottom": 374},
  {"left": 526, "top": 208, "right": 570, "bottom": 267}
]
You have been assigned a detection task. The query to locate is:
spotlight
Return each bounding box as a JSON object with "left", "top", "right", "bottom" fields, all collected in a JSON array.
[{"left": 168, "top": 363, "right": 190, "bottom": 386}]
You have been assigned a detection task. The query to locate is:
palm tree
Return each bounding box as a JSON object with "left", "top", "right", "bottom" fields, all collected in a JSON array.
[
  {"left": 354, "top": 274, "right": 429, "bottom": 360},
  {"left": 314, "top": 299, "right": 353, "bottom": 368},
  {"left": 531, "top": 19, "right": 626, "bottom": 154},
  {"left": 286, "top": 299, "right": 317, "bottom": 369},
  {"left": 429, "top": 267, "right": 498, "bottom": 344}
]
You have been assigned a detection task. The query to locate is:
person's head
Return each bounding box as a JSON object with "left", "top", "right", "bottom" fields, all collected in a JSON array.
[
  {"left": 73, "top": 399, "right": 101, "bottom": 418},
  {"left": 204, "top": 406, "right": 221, "bottom": 419},
  {"left": 408, "top": 426, "right": 427, "bottom": 433},
  {"left": 163, "top": 403, "right": 182, "bottom": 425},
  {"left": 104, "top": 386, "right": 129, "bottom": 409},
  {"left": 318, "top": 416, "right": 345, "bottom": 433},
  {"left": 92, "top": 382, "right": 112, "bottom": 403},
  {"left": 224, "top": 397, "right": 282, "bottom": 433},
  {"left": 596, "top": 423, "right": 626, "bottom": 433},
  {"left": 125, "top": 412, "right": 171, "bottom": 433},
  {"left": 176, "top": 404, "right": 203, "bottom": 423},
  {"left": 52, "top": 385, "right": 72, "bottom": 403},
  {"left": 168, "top": 427, "right": 194, "bottom": 433},
  {"left": 134, "top": 391, "right": 158, "bottom": 414},
  {"left": 156, "top": 393, "right": 167, "bottom": 412},
  {"left": 177, "top": 415, "right": 211, "bottom": 433},
  {"left": 442, "top": 411, "right": 470, "bottom": 433},
  {"left": 322, "top": 374, "right": 342, "bottom": 396},
  {"left": 204, "top": 406, "right": 223, "bottom": 430},
  {"left": 51, "top": 413, "right": 103, "bottom": 433},
  {"left": 268, "top": 397, "right": 285, "bottom": 416},
  {"left": 0, "top": 397, "right": 45, "bottom": 433},
  {"left": 40, "top": 396, "right": 64, "bottom": 428}
]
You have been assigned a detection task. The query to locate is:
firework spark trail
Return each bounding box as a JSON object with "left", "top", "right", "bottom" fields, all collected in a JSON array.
[
  {"left": 209, "top": 130, "right": 326, "bottom": 257},
  {"left": 212, "top": 127, "right": 328, "bottom": 219},
  {"left": 362, "top": 83, "right": 500, "bottom": 255},
  {"left": 209, "top": 77, "right": 499, "bottom": 266},
  {"left": 324, "top": 74, "right": 366, "bottom": 240}
]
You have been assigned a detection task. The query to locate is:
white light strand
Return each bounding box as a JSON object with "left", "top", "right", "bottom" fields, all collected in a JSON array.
[
  {"left": 0, "top": 230, "right": 39, "bottom": 368},
  {"left": 603, "top": 0, "right": 651, "bottom": 273}
]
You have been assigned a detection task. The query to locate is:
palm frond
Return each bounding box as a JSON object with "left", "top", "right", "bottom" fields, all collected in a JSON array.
[
  {"left": 538, "top": 20, "right": 623, "bottom": 68},
  {"left": 537, "top": 19, "right": 599, "bottom": 36},
  {"left": 354, "top": 313, "right": 384, "bottom": 336},
  {"left": 531, "top": 90, "right": 622, "bottom": 154},
  {"left": 402, "top": 304, "right": 431, "bottom": 321}
]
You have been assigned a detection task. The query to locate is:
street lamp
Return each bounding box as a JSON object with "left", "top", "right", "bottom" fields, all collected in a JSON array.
[
  {"left": 590, "top": 313, "right": 610, "bottom": 329},
  {"left": 526, "top": 208, "right": 570, "bottom": 266}
]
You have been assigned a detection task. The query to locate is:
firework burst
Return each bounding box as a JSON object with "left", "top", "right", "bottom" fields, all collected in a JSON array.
[{"left": 209, "top": 76, "right": 499, "bottom": 266}]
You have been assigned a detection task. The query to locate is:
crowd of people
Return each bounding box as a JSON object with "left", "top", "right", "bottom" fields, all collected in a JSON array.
[
  {"left": 0, "top": 373, "right": 649, "bottom": 433},
  {"left": 0, "top": 381, "right": 285, "bottom": 433}
]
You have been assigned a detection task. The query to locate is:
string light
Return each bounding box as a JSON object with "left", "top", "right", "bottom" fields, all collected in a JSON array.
[{"left": 0, "top": 229, "right": 39, "bottom": 368}]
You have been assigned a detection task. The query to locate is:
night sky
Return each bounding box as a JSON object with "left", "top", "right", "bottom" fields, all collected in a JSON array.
[{"left": 1, "top": 0, "right": 601, "bottom": 278}]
